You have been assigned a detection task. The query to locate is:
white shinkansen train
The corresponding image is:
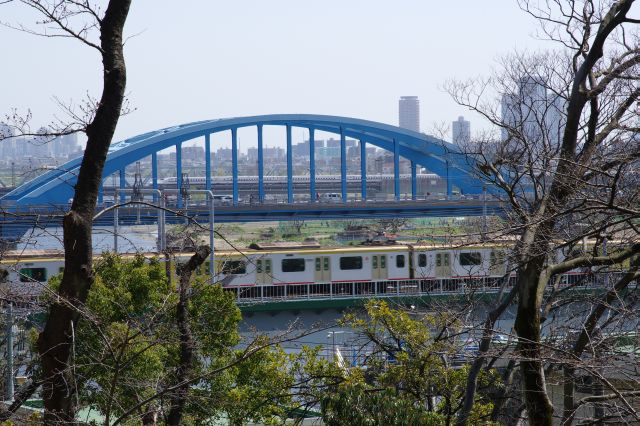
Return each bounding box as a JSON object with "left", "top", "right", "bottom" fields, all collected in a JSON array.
[
  {"left": 0, "top": 242, "right": 610, "bottom": 301},
  {"left": 155, "top": 174, "right": 441, "bottom": 186}
]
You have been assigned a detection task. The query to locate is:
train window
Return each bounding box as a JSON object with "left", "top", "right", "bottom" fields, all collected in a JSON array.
[
  {"left": 0, "top": 268, "right": 7, "bottom": 283},
  {"left": 340, "top": 256, "right": 363, "bottom": 270},
  {"left": 315, "top": 258, "right": 321, "bottom": 272},
  {"left": 396, "top": 255, "right": 405, "bottom": 268},
  {"left": 282, "top": 258, "right": 305, "bottom": 273},
  {"left": 460, "top": 252, "right": 482, "bottom": 266},
  {"left": 221, "top": 261, "right": 246, "bottom": 275},
  {"left": 257, "top": 260, "right": 263, "bottom": 273},
  {"left": 418, "top": 254, "right": 427, "bottom": 267},
  {"left": 380, "top": 256, "right": 386, "bottom": 269},
  {"left": 19, "top": 268, "right": 47, "bottom": 282}
]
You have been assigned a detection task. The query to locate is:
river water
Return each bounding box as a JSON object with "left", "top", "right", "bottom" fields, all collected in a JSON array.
[{"left": 16, "top": 225, "right": 159, "bottom": 253}]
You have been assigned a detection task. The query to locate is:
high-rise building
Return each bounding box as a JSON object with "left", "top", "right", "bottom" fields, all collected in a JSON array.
[
  {"left": 399, "top": 96, "right": 420, "bottom": 132},
  {"left": 0, "top": 123, "right": 13, "bottom": 139},
  {"left": 326, "top": 138, "right": 340, "bottom": 148},
  {"left": 452, "top": 116, "right": 470, "bottom": 145},
  {"left": 51, "top": 133, "right": 79, "bottom": 158},
  {"left": 0, "top": 123, "right": 15, "bottom": 159},
  {"left": 501, "top": 76, "right": 565, "bottom": 147},
  {"left": 292, "top": 140, "right": 310, "bottom": 158},
  {"left": 182, "top": 146, "right": 204, "bottom": 161}
]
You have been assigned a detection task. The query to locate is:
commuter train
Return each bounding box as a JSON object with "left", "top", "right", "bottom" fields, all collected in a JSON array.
[
  {"left": 0, "top": 240, "right": 607, "bottom": 300},
  {"left": 211, "top": 244, "right": 509, "bottom": 287},
  {"left": 0, "top": 244, "right": 506, "bottom": 293}
]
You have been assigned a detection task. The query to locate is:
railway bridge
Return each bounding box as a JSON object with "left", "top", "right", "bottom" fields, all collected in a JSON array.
[{"left": 0, "top": 114, "right": 500, "bottom": 241}]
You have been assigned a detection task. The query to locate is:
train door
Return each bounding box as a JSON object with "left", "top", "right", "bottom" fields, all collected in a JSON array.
[
  {"left": 489, "top": 250, "right": 505, "bottom": 276},
  {"left": 256, "top": 258, "right": 273, "bottom": 285},
  {"left": 314, "top": 256, "right": 331, "bottom": 282},
  {"left": 372, "top": 254, "right": 388, "bottom": 280},
  {"left": 435, "top": 252, "right": 451, "bottom": 278}
]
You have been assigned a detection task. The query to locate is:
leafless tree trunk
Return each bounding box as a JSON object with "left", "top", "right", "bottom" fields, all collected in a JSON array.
[
  {"left": 456, "top": 272, "right": 517, "bottom": 426},
  {"left": 561, "top": 258, "right": 640, "bottom": 424},
  {"left": 3, "top": 1, "right": 135, "bottom": 423},
  {"left": 447, "top": 1, "right": 640, "bottom": 424}
]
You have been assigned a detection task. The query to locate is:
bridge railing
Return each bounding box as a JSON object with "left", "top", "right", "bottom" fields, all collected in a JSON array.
[
  {"left": 2, "top": 194, "right": 498, "bottom": 213},
  {"left": 223, "top": 272, "right": 630, "bottom": 305}
]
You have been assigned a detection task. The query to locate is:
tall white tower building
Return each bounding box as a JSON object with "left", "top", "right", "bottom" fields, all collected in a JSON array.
[
  {"left": 399, "top": 96, "right": 420, "bottom": 132},
  {"left": 452, "top": 116, "right": 471, "bottom": 145}
]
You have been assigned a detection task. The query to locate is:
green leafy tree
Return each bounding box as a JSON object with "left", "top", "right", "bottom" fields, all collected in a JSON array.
[
  {"left": 316, "top": 301, "right": 500, "bottom": 426},
  {"left": 45, "top": 253, "right": 296, "bottom": 425},
  {"left": 322, "top": 382, "right": 445, "bottom": 426},
  {"left": 47, "top": 253, "right": 174, "bottom": 424}
]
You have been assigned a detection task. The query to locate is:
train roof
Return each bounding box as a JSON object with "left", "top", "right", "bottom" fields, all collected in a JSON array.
[
  {"left": 212, "top": 241, "right": 514, "bottom": 256},
  {"left": 0, "top": 241, "right": 517, "bottom": 263},
  {"left": 1, "top": 238, "right": 624, "bottom": 264}
]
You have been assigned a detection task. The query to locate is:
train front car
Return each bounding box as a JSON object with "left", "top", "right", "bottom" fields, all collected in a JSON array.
[{"left": 0, "top": 250, "right": 65, "bottom": 300}]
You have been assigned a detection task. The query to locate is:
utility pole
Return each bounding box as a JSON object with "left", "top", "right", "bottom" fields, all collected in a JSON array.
[
  {"left": 594, "top": 230, "right": 608, "bottom": 421},
  {"left": 5, "top": 302, "right": 14, "bottom": 401},
  {"left": 482, "top": 185, "right": 488, "bottom": 241},
  {"left": 133, "top": 161, "right": 143, "bottom": 224}
]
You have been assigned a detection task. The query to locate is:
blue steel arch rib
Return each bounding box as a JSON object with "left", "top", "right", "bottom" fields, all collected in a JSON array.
[{"left": 1, "top": 114, "right": 482, "bottom": 207}]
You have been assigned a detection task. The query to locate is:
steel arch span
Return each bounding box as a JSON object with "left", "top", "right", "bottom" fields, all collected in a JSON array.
[{"left": 1, "top": 114, "right": 483, "bottom": 207}]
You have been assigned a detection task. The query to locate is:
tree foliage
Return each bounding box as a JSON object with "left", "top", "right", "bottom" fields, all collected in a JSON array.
[
  {"left": 316, "top": 301, "right": 500, "bottom": 426},
  {"left": 44, "top": 253, "right": 297, "bottom": 425}
]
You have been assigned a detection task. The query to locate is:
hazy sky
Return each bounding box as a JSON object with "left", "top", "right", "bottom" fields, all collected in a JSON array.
[{"left": 2, "top": 1, "right": 551, "bottom": 146}]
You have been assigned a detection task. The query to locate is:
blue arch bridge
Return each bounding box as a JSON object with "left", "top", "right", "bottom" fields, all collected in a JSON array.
[{"left": 0, "top": 114, "right": 504, "bottom": 241}]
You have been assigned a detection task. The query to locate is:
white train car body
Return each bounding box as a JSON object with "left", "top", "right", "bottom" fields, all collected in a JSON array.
[{"left": 3, "top": 243, "right": 595, "bottom": 297}]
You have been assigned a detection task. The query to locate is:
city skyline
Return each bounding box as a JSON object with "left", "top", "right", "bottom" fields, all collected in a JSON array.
[
  {"left": 0, "top": 98, "right": 472, "bottom": 159},
  {"left": 1, "top": 1, "right": 549, "bottom": 146}
]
